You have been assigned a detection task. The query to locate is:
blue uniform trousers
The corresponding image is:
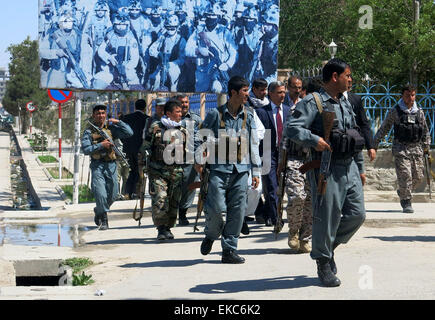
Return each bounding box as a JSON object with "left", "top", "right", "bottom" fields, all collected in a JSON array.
[
  {"left": 308, "top": 158, "right": 366, "bottom": 260},
  {"left": 204, "top": 170, "right": 249, "bottom": 252},
  {"left": 91, "top": 160, "right": 118, "bottom": 216}
]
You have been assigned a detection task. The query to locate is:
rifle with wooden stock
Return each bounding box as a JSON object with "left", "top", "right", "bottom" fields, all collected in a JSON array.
[
  {"left": 273, "top": 141, "right": 288, "bottom": 239},
  {"left": 188, "top": 163, "right": 210, "bottom": 232},
  {"left": 298, "top": 111, "right": 336, "bottom": 209},
  {"left": 424, "top": 149, "right": 432, "bottom": 199},
  {"left": 133, "top": 151, "right": 148, "bottom": 226}
]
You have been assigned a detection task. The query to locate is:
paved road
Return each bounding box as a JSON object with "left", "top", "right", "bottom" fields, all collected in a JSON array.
[
  {"left": 1, "top": 126, "right": 434, "bottom": 304},
  {"left": 1, "top": 201, "right": 434, "bottom": 301}
]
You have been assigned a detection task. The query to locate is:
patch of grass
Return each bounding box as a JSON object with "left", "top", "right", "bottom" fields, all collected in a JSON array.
[
  {"left": 38, "top": 155, "right": 58, "bottom": 163},
  {"left": 62, "top": 257, "right": 95, "bottom": 286},
  {"left": 61, "top": 184, "right": 95, "bottom": 203},
  {"left": 73, "top": 272, "right": 95, "bottom": 286},
  {"left": 47, "top": 167, "right": 73, "bottom": 179}
]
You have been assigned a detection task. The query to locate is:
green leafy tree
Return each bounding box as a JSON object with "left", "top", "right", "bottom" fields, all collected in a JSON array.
[
  {"left": 279, "top": 0, "right": 434, "bottom": 85},
  {"left": 2, "top": 37, "right": 51, "bottom": 133}
]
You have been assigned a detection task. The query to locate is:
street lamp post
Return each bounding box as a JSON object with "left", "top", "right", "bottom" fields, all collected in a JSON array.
[{"left": 328, "top": 39, "right": 338, "bottom": 59}]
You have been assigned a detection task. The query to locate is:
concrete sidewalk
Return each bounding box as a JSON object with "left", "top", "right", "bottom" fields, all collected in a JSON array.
[{"left": 0, "top": 132, "right": 11, "bottom": 209}]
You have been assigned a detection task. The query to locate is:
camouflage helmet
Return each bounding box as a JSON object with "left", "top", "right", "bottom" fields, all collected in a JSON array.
[
  {"left": 242, "top": 7, "right": 259, "bottom": 22},
  {"left": 164, "top": 14, "right": 179, "bottom": 28},
  {"left": 262, "top": 4, "right": 279, "bottom": 26},
  {"left": 129, "top": 0, "right": 142, "bottom": 11},
  {"left": 94, "top": 0, "right": 108, "bottom": 11},
  {"left": 150, "top": 5, "right": 163, "bottom": 17},
  {"left": 203, "top": 2, "right": 222, "bottom": 19}
]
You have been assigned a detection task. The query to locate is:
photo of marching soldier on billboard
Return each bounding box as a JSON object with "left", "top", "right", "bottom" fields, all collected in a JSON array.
[{"left": 38, "top": 0, "right": 279, "bottom": 93}]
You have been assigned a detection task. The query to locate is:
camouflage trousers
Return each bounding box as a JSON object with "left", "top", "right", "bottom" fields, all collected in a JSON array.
[
  {"left": 394, "top": 153, "right": 425, "bottom": 201},
  {"left": 148, "top": 168, "right": 183, "bottom": 227},
  {"left": 117, "top": 160, "right": 129, "bottom": 195},
  {"left": 285, "top": 159, "right": 312, "bottom": 241}
]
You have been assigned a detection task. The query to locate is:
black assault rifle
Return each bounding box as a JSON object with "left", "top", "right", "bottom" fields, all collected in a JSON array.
[{"left": 87, "top": 120, "right": 129, "bottom": 168}]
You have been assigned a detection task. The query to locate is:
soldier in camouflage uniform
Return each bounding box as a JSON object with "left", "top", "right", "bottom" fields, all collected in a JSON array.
[
  {"left": 282, "top": 137, "right": 312, "bottom": 253},
  {"left": 141, "top": 99, "right": 186, "bottom": 240},
  {"left": 374, "top": 85, "right": 431, "bottom": 213}
]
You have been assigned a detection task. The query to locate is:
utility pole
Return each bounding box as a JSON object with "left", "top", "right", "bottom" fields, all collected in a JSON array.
[
  {"left": 411, "top": 0, "right": 420, "bottom": 84},
  {"left": 72, "top": 93, "right": 82, "bottom": 204}
]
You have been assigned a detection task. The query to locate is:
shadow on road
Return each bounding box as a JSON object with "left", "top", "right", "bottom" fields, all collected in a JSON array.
[
  {"left": 189, "top": 275, "right": 318, "bottom": 293},
  {"left": 365, "top": 209, "right": 402, "bottom": 213},
  {"left": 120, "top": 259, "right": 221, "bottom": 268},
  {"left": 366, "top": 235, "right": 435, "bottom": 242},
  {"left": 86, "top": 236, "right": 205, "bottom": 245}
]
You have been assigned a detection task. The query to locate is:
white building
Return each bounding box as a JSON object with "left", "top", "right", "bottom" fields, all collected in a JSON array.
[{"left": 0, "top": 68, "right": 9, "bottom": 104}]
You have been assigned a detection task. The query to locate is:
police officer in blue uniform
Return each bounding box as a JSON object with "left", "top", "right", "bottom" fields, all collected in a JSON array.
[
  {"left": 195, "top": 76, "right": 261, "bottom": 264},
  {"left": 82, "top": 105, "right": 133, "bottom": 230},
  {"left": 286, "top": 59, "right": 366, "bottom": 287}
]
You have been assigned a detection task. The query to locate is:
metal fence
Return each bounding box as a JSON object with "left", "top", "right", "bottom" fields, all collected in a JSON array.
[
  {"left": 104, "top": 81, "right": 433, "bottom": 147},
  {"left": 356, "top": 82, "right": 434, "bottom": 147}
]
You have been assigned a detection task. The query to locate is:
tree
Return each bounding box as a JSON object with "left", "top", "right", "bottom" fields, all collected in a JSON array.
[
  {"left": 279, "top": 0, "right": 434, "bottom": 85},
  {"left": 2, "top": 37, "right": 51, "bottom": 133}
]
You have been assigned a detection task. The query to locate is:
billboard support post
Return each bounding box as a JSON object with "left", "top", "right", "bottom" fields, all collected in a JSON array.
[
  {"left": 58, "top": 103, "right": 62, "bottom": 179},
  {"left": 72, "top": 93, "right": 81, "bottom": 204}
]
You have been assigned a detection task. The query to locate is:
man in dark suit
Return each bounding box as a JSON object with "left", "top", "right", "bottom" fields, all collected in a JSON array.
[
  {"left": 120, "top": 99, "right": 149, "bottom": 199},
  {"left": 255, "top": 81, "right": 291, "bottom": 226},
  {"left": 345, "top": 76, "right": 376, "bottom": 164}
]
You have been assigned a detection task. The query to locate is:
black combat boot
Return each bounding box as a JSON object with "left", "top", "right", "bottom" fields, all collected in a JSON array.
[
  {"left": 400, "top": 199, "right": 414, "bottom": 213},
  {"left": 178, "top": 208, "right": 189, "bottom": 226},
  {"left": 98, "top": 212, "right": 109, "bottom": 231},
  {"left": 200, "top": 237, "right": 214, "bottom": 255},
  {"left": 157, "top": 226, "right": 167, "bottom": 241},
  {"left": 164, "top": 226, "right": 174, "bottom": 240},
  {"left": 316, "top": 258, "right": 341, "bottom": 287},
  {"left": 222, "top": 250, "right": 245, "bottom": 264}
]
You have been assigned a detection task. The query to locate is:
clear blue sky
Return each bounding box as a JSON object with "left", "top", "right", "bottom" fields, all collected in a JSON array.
[{"left": 0, "top": 1, "right": 38, "bottom": 69}]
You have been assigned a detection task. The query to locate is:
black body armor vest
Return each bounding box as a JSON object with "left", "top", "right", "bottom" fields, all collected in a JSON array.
[{"left": 394, "top": 105, "right": 424, "bottom": 143}]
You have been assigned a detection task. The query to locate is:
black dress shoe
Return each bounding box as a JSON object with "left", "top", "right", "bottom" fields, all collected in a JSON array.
[
  {"left": 179, "top": 217, "right": 190, "bottom": 226},
  {"left": 222, "top": 250, "right": 245, "bottom": 264},
  {"left": 241, "top": 221, "right": 250, "bottom": 235},
  {"left": 255, "top": 216, "right": 265, "bottom": 224},
  {"left": 178, "top": 208, "right": 190, "bottom": 225},
  {"left": 245, "top": 216, "right": 254, "bottom": 222},
  {"left": 316, "top": 258, "right": 341, "bottom": 287},
  {"left": 200, "top": 237, "right": 214, "bottom": 255},
  {"left": 265, "top": 218, "right": 273, "bottom": 226}
]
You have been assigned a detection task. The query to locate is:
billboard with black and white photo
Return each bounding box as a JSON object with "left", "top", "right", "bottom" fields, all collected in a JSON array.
[{"left": 38, "top": 0, "right": 279, "bottom": 93}]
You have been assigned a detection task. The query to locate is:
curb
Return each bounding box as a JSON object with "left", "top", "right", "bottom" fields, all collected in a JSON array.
[{"left": 55, "top": 185, "right": 72, "bottom": 205}]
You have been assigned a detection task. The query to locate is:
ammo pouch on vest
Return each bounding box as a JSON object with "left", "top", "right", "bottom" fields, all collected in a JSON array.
[
  {"left": 151, "top": 127, "right": 187, "bottom": 163},
  {"left": 286, "top": 139, "right": 308, "bottom": 158},
  {"left": 90, "top": 128, "right": 117, "bottom": 162},
  {"left": 330, "top": 128, "right": 365, "bottom": 159},
  {"left": 394, "top": 105, "right": 423, "bottom": 143},
  {"left": 151, "top": 128, "right": 166, "bottom": 162},
  {"left": 214, "top": 105, "right": 249, "bottom": 164}
]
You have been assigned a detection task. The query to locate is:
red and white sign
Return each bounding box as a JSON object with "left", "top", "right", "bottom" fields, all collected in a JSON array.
[
  {"left": 26, "top": 102, "right": 36, "bottom": 113},
  {"left": 47, "top": 89, "right": 73, "bottom": 104}
]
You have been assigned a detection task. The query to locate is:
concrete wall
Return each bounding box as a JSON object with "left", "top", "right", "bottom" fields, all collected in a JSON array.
[{"left": 363, "top": 149, "right": 434, "bottom": 193}]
